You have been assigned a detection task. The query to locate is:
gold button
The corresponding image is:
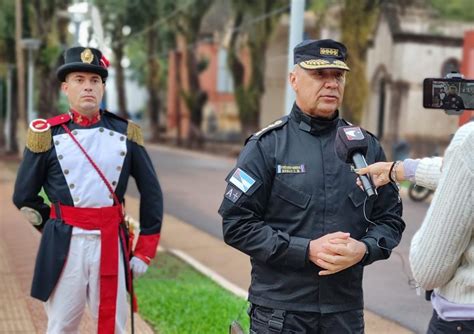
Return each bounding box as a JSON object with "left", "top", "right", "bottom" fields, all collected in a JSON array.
[
  {"left": 64, "top": 169, "right": 69, "bottom": 175},
  {"left": 120, "top": 136, "right": 125, "bottom": 141},
  {"left": 99, "top": 127, "right": 104, "bottom": 132},
  {"left": 69, "top": 184, "right": 75, "bottom": 189},
  {"left": 109, "top": 131, "right": 114, "bottom": 136},
  {"left": 58, "top": 155, "right": 63, "bottom": 160},
  {"left": 120, "top": 151, "right": 125, "bottom": 156},
  {"left": 116, "top": 166, "right": 122, "bottom": 171}
]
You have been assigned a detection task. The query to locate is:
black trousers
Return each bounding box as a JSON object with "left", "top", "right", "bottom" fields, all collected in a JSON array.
[
  {"left": 427, "top": 310, "right": 474, "bottom": 334},
  {"left": 249, "top": 304, "right": 364, "bottom": 334}
]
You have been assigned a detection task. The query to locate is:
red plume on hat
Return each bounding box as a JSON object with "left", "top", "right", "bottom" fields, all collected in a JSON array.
[{"left": 100, "top": 55, "right": 110, "bottom": 68}]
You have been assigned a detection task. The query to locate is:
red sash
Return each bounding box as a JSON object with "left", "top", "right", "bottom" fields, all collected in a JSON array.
[{"left": 51, "top": 204, "right": 123, "bottom": 334}]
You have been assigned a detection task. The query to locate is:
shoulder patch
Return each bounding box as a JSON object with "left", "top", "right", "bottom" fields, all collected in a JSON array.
[
  {"left": 246, "top": 116, "right": 288, "bottom": 144},
  {"left": 127, "top": 121, "right": 144, "bottom": 146},
  {"left": 27, "top": 119, "right": 52, "bottom": 153}
]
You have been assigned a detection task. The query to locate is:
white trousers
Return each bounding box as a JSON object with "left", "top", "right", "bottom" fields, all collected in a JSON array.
[{"left": 45, "top": 234, "right": 128, "bottom": 334}]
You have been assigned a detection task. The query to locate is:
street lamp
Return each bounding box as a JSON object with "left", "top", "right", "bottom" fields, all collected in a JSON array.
[{"left": 21, "top": 38, "right": 41, "bottom": 124}]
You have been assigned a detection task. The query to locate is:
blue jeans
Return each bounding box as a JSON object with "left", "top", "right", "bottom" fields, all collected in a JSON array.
[{"left": 427, "top": 310, "right": 474, "bottom": 334}]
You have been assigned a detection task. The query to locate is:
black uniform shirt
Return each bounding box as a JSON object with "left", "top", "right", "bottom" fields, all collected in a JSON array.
[{"left": 218, "top": 104, "right": 405, "bottom": 313}]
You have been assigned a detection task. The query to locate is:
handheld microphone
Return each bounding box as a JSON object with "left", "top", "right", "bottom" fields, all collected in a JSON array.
[{"left": 335, "top": 126, "right": 377, "bottom": 198}]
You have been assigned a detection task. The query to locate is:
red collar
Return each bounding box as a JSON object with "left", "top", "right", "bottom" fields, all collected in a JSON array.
[{"left": 70, "top": 109, "right": 101, "bottom": 126}]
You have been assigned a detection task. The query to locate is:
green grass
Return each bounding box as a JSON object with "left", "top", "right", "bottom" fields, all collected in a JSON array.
[{"left": 134, "top": 252, "right": 250, "bottom": 334}]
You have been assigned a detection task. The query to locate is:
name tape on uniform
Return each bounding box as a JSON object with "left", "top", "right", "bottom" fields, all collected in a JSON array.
[
  {"left": 229, "top": 168, "right": 256, "bottom": 193},
  {"left": 277, "top": 164, "right": 306, "bottom": 174}
]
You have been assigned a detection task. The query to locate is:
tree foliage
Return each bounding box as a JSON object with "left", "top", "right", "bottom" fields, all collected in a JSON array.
[
  {"left": 430, "top": 0, "right": 474, "bottom": 21},
  {"left": 29, "top": 0, "right": 71, "bottom": 118},
  {"left": 227, "top": 0, "right": 288, "bottom": 136},
  {"left": 94, "top": 0, "right": 131, "bottom": 118},
  {"left": 124, "top": 0, "right": 176, "bottom": 141}
]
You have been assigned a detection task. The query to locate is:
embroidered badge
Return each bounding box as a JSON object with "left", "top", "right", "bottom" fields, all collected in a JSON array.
[
  {"left": 229, "top": 168, "right": 256, "bottom": 193},
  {"left": 277, "top": 164, "right": 306, "bottom": 174},
  {"left": 81, "top": 48, "right": 94, "bottom": 64},
  {"left": 320, "top": 47, "right": 339, "bottom": 56},
  {"left": 224, "top": 184, "right": 243, "bottom": 203}
]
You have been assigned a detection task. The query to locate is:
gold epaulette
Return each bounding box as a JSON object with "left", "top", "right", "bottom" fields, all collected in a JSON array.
[
  {"left": 26, "top": 119, "right": 52, "bottom": 153},
  {"left": 127, "top": 121, "right": 144, "bottom": 146}
]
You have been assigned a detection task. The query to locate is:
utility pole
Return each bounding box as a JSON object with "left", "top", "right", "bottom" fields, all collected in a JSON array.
[
  {"left": 284, "top": 0, "right": 305, "bottom": 115},
  {"left": 15, "top": 0, "right": 26, "bottom": 152}
]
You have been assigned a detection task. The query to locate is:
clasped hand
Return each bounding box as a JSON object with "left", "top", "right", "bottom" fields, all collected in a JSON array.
[{"left": 308, "top": 232, "right": 367, "bottom": 276}]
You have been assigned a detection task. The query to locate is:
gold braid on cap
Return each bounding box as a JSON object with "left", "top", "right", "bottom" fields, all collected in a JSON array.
[
  {"left": 127, "top": 121, "right": 144, "bottom": 146},
  {"left": 26, "top": 119, "right": 52, "bottom": 153}
]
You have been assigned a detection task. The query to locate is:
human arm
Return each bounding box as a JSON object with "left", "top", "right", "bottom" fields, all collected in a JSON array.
[
  {"left": 356, "top": 157, "right": 442, "bottom": 191},
  {"left": 356, "top": 144, "right": 405, "bottom": 265},
  {"left": 409, "top": 136, "right": 473, "bottom": 290},
  {"left": 12, "top": 148, "right": 51, "bottom": 231},
  {"left": 129, "top": 135, "right": 163, "bottom": 268}
]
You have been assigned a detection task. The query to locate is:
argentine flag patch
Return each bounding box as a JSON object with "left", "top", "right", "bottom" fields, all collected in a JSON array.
[{"left": 229, "top": 168, "right": 256, "bottom": 193}]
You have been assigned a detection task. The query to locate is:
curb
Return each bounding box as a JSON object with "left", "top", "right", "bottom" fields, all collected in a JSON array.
[{"left": 165, "top": 247, "right": 248, "bottom": 299}]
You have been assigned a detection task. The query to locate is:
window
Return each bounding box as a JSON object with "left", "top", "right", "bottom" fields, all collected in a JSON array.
[{"left": 217, "top": 48, "right": 234, "bottom": 93}]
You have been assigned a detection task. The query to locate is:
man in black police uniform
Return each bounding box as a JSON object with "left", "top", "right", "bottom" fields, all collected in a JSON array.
[
  {"left": 441, "top": 85, "right": 465, "bottom": 110},
  {"left": 218, "top": 39, "right": 405, "bottom": 333},
  {"left": 13, "top": 46, "right": 163, "bottom": 333}
]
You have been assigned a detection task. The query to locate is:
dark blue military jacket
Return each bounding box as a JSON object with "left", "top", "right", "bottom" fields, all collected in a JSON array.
[
  {"left": 13, "top": 110, "right": 163, "bottom": 301},
  {"left": 218, "top": 104, "right": 405, "bottom": 313}
]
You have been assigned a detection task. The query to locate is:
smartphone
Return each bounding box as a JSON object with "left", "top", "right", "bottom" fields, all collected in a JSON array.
[{"left": 423, "top": 78, "right": 474, "bottom": 110}]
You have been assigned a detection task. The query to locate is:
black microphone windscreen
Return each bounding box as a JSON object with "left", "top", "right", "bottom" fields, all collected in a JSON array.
[{"left": 335, "top": 126, "right": 369, "bottom": 163}]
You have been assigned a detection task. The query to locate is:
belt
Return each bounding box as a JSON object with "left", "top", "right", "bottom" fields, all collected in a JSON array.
[{"left": 51, "top": 203, "right": 124, "bottom": 334}]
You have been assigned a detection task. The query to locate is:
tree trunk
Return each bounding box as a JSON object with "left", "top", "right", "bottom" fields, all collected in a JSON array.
[
  {"left": 183, "top": 45, "right": 206, "bottom": 148},
  {"left": 113, "top": 42, "right": 129, "bottom": 119},
  {"left": 37, "top": 1, "right": 69, "bottom": 118},
  {"left": 146, "top": 28, "right": 161, "bottom": 142}
]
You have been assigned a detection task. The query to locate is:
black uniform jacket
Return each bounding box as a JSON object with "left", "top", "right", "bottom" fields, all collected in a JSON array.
[
  {"left": 13, "top": 110, "right": 163, "bottom": 301},
  {"left": 218, "top": 104, "right": 405, "bottom": 313}
]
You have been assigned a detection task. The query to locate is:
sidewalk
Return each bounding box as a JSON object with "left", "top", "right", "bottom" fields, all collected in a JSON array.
[{"left": 0, "top": 161, "right": 153, "bottom": 334}]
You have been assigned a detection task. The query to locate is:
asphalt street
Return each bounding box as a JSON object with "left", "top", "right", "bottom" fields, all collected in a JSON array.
[{"left": 127, "top": 144, "right": 433, "bottom": 334}]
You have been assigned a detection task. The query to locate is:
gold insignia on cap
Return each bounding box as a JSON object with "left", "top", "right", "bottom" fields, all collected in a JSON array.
[
  {"left": 303, "top": 59, "right": 330, "bottom": 66},
  {"left": 320, "top": 48, "right": 339, "bottom": 56},
  {"left": 80, "top": 48, "right": 94, "bottom": 64}
]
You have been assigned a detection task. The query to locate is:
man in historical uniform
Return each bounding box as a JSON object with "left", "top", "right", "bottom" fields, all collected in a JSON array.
[
  {"left": 218, "top": 39, "right": 405, "bottom": 333},
  {"left": 13, "top": 46, "right": 163, "bottom": 333}
]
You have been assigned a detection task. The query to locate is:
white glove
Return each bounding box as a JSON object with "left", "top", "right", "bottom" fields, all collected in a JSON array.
[{"left": 130, "top": 256, "right": 148, "bottom": 278}]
